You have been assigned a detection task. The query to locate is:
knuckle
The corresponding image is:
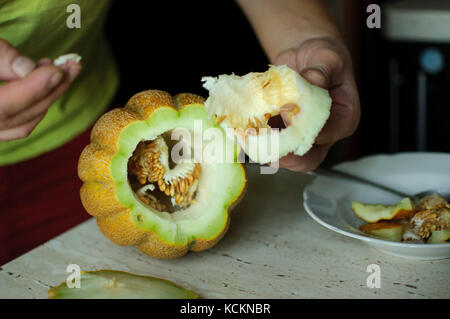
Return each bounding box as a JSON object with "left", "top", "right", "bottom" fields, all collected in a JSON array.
[{"left": 324, "top": 49, "right": 345, "bottom": 71}]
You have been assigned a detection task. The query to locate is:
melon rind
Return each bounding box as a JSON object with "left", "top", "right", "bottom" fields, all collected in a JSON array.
[
  {"left": 48, "top": 270, "right": 198, "bottom": 299},
  {"left": 78, "top": 90, "right": 247, "bottom": 258}
]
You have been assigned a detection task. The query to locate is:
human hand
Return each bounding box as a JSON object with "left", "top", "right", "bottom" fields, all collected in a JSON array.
[
  {"left": 274, "top": 37, "right": 361, "bottom": 172},
  {"left": 0, "top": 38, "right": 82, "bottom": 141}
]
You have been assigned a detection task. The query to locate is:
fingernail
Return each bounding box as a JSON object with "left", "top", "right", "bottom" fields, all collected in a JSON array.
[
  {"left": 12, "top": 56, "right": 36, "bottom": 78},
  {"left": 301, "top": 67, "right": 329, "bottom": 88},
  {"left": 48, "top": 71, "right": 63, "bottom": 89}
]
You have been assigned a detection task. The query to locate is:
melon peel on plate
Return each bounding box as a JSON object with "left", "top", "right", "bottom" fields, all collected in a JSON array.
[
  {"left": 78, "top": 90, "right": 247, "bottom": 259},
  {"left": 202, "top": 65, "right": 332, "bottom": 164},
  {"left": 351, "top": 197, "right": 415, "bottom": 223},
  {"left": 359, "top": 221, "right": 404, "bottom": 242}
]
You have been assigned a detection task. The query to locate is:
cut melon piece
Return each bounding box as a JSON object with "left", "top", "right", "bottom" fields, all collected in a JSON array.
[
  {"left": 427, "top": 229, "right": 450, "bottom": 244},
  {"left": 48, "top": 270, "right": 198, "bottom": 299},
  {"left": 78, "top": 90, "right": 247, "bottom": 258},
  {"left": 201, "top": 65, "right": 332, "bottom": 164},
  {"left": 54, "top": 53, "right": 82, "bottom": 66},
  {"left": 351, "top": 197, "right": 415, "bottom": 223},
  {"left": 359, "top": 221, "right": 404, "bottom": 242}
]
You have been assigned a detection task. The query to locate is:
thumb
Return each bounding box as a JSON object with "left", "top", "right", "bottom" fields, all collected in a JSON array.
[
  {"left": 0, "top": 38, "right": 36, "bottom": 80},
  {"left": 300, "top": 66, "right": 329, "bottom": 89}
]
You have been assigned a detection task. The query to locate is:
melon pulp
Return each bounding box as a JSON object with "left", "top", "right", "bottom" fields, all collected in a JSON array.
[
  {"left": 78, "top": 91, "right": 247, "bottom": 258},
  {"left": 202, "top": 65, "right": 332, "bottom": 164}
]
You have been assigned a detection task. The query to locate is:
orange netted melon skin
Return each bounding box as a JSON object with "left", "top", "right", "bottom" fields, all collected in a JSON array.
[{"left": 78, "top": 90, "right": 246, "bottom": 259}]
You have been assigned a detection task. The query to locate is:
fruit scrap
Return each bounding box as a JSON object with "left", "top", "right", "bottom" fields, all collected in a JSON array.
[
  {"left": 359, "top": 221, "right": 404, "bottom": 242},
  {"left": 410, "top": 193, "right": 450, "bottom": 240},
  {"left": 353, "top": 193, "right": 450, "bottom": 243}
]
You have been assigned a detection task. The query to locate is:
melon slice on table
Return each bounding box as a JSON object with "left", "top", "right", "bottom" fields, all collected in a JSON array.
[
  {"left": 78, "top": 90, "right": 247, "bottom": 259},
  {"left": 48, "top": 270, "right": 198, "bottom": 299}
]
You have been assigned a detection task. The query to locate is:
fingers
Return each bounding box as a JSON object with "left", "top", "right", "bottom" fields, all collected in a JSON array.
[
  {"left": 273, "top": 48, "right": 297, "bottom": 70},
  {"left": 300, "top": 67, "right": 329, "bottom": 89},
  {"left": 37, "top": 58, "right": 53, "bottom": 67},
  {"left": 0, "top": 39, "right": 83, "bottom": 140},
  {"left": 0, "top": 111, "right": 47, "bottom": 141},
  {"left": 0, "top": 63, "right": 81, "bottom": 131},
  {"left": 278, "top": 38, "right": 360, "bottom": 147},
  {"left": 273, "top": 38, "right": 360, "bottom": 172},
  {"left": 315, "top": 82, "right": 361, "bottom": 145},
  {"left": 0, "top": 59, "right": 81, "bottom": 140},
  {"left": 0, "top": 38, "right": 36, "bottom": 80},
  {"left": 296, "top": 38, "right": 347, "bottom": 89},
  {"left": 278, "top": 144, "right": 331, "bottom": 172},
  {"left": 0, "top": 65, "right": 64, "bottom": 122}
]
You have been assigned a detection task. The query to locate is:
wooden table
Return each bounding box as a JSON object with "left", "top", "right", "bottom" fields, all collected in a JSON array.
[{"left": 1, "top": 165, "right": 449, "bottom": 298}]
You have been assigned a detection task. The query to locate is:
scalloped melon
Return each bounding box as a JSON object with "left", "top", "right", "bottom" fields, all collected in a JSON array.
[{"left": 78, "top": 90, "right": 247, "bottom": 258}]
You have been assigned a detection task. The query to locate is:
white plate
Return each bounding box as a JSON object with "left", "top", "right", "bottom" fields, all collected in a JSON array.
[{"left": 303, "top": 152, "right": 450, "bottom": 260}]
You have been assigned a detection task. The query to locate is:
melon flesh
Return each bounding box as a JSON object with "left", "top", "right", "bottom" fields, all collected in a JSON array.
[{"left": 202, "top": 65, "right": 332, "bottom": 164}]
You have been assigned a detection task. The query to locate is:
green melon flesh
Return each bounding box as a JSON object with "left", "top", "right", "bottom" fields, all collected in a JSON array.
[
  {"left": 111, "top": 104, "right": 245, "bottom": 246},
  {"left": 427, "top": 229, "right": 450, "bottom": 244},
  {"left": 48, "top": 270, "right": 198, "bottom": 299},
  {"left": 352, "top": 197, "right": 415, "bottom": 223}
]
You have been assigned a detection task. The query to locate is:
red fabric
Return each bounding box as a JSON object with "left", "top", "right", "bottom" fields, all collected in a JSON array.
[{"left": 0, "top": 128, "right": 93, "bottom": 265}]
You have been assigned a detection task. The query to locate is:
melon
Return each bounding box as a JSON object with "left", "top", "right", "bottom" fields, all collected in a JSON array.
[
  {"left": 202, "top": 65, "right": 332, "bottom": 164},
  {"left": 78, "top": 90, "right": 247, "bottom": 258}
]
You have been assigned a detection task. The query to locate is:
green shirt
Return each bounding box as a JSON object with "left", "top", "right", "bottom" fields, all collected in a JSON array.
[{"left": 0, "top": 0, "right": 119, "bottom": 165}]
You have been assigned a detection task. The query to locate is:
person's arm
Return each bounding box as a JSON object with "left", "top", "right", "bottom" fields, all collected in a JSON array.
[{"left": 237, "top": 0, "right": 361, "bottom": 172}]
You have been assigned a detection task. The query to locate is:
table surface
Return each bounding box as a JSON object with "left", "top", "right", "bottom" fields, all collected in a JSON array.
[{"left": 1, "top": 164, "right": 449, "bottom": 299}]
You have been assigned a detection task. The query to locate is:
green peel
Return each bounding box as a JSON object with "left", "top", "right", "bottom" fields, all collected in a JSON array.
[{"left": 48, "top": 270, "right": 198, "bottom": 299}]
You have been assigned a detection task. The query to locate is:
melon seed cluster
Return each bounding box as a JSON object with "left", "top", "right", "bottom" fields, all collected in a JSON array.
[{"left": 128, "top": 139, "right": 201, "bottom": 211}]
